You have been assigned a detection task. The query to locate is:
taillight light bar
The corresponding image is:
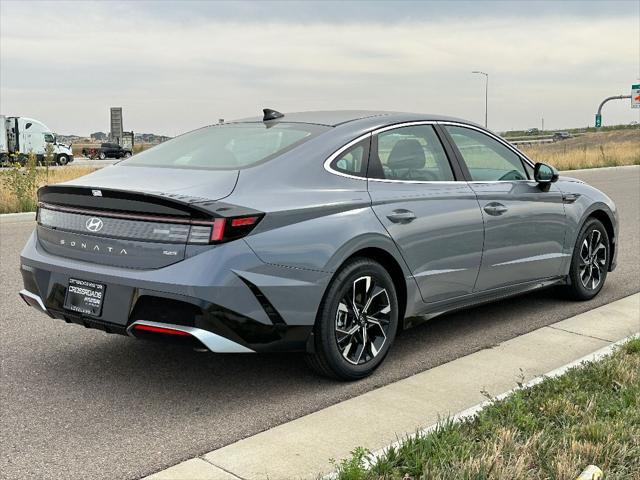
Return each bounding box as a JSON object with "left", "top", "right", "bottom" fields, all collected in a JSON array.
[{"left": 37, "top": 202, "right": 262, "bottom": 246}]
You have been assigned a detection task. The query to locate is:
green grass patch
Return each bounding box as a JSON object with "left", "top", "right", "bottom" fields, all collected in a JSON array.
[{"left": 333, "top": 338, "right": 640, "bottom": 480}]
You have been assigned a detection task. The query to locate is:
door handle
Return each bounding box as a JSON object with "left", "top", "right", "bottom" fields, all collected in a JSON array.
[
  {"left": 483, "top": 202, "right": 508, "bottom": 216},
  {"left": 387, "top": 209, "right": 417, "bottom": 224}
]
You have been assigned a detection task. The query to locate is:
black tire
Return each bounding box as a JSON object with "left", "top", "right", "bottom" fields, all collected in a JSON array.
[
  {"left": 564, "top": 218, "right": 610, "bottom": 300},
  {"left": 99, "top": 152, "right": 106, "bottom": 160},
  {"left": 124, "top": 152, "right": 132, "bottom": 158},
  {"left": 306, "top": 258, "right": 399, "bottom": 380},
  {"left": 57, "top": 155, "right": 68, "bottom": 166}
]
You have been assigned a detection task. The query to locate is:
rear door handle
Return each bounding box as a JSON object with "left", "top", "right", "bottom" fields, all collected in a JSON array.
[
  {"left": 387, "top": 209, "right": 416, "bottom": 224},
  {"left": 483, "top": 202, "right": 508, "bottom": 216}
]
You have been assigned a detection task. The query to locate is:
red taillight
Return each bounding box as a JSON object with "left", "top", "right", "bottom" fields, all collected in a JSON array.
[
  {"left": 133, "top": 324, "right": 191, "bottom": 336},
  {"left": 231, "top": 216, "right": 259, "bottom": 227},
  {"left": 188, "top": 214, "right": 263, "bottom": 245},
  {"left": 210, "top": 218, "right": 226, "bottom": 242}
]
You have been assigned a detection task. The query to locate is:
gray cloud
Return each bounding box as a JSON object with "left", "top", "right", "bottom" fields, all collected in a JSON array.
[{"left": 1, "top": 1, "right": 638, "bottom": 136}]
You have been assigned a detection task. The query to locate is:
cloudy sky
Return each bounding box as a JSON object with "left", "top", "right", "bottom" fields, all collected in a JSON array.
[{"left": 1, "top": 1, "right": 639, "bottom": 136}]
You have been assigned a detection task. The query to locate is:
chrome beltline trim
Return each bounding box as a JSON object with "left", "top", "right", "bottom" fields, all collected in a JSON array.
[{"left": 127, "top": 320, "right": 255, "bottom": 353}]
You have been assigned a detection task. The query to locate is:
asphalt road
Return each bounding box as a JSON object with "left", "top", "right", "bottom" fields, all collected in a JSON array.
[{"left": 1, "top": 167, "right": 639, "bottom": 480}]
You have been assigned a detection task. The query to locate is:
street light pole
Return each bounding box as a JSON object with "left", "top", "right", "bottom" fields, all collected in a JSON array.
[{"left": 472, "top": 71, "right": 488, "bottom": 128}]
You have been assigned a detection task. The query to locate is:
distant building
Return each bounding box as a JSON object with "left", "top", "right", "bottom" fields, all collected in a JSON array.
[{"left": 110, "top": 107, "right": 123, "bottom": 144}]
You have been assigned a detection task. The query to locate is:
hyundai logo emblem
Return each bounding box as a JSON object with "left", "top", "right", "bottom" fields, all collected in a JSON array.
[{"left": 85, "top": 217, "right": 104, "bottom": 232}]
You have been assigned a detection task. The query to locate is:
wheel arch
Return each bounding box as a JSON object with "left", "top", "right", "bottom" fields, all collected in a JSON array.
[
  {"left": 306, "top": 243, "right": 414, "bottom": 355},
  {"left": 342, "top": 247, "right": 408, "bottom": 323}
]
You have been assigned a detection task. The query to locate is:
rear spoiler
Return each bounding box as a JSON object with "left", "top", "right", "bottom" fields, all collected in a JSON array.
[{"left": 37, "top": 185, "right": 260, "bottom": 220}]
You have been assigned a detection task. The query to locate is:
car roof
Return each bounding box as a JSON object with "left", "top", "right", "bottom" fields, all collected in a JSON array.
[{"left": 234, "top": 110, "right": 475, "bottom": 128}]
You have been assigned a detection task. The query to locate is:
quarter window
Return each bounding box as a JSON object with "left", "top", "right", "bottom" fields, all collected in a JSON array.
[
  {"left": 369, "top": 125, "right": 454, "bottom": 181},
  {"left": 445, "top": 126, "right": 528, "bottom": 181},
  {"left": 330, "top": 140, "right": 368, "bottom": 177}
]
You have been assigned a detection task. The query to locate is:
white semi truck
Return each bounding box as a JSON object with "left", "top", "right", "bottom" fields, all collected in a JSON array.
[{"left": 0, "top": 115, "right": 74, "bottom": 166}]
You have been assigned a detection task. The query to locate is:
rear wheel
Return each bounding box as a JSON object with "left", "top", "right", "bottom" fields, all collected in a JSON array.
[
  {"left": 306, "top": 258, "right": 399, "bottom": 380},
  {"left": 565, "top": 218, "right": 610, "bottom": 300},
  {"left": 99, "top": 152, "right": 106, "bottom": 160}
]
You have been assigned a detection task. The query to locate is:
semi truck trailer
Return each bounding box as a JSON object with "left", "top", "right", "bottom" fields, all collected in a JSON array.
[{"left": 0, "top": 115, "right": 74, "bottom": 166}]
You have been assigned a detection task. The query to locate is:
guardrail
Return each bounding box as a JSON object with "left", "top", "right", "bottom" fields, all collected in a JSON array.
[{"left": 509, "top": 138, "right": 555, "bottom": 146}]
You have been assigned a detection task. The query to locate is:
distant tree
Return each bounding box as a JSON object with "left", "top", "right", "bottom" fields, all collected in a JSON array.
[{"left": 90, "top": 132, "right": 107, "bottom": 141}]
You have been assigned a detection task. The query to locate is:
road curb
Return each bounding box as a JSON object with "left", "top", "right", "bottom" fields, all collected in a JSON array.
[
  {"left": 0, "top": 211, "right": 35, "bottom": 223},
  {"left": 561, "top": 164, "right": 639, "bottom": 174},
  {"left": 143, "top": 293, "right": 640, "bottom": 480}
]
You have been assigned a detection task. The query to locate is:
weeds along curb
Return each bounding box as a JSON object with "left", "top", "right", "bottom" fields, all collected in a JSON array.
[{"left": 324, "top": 333, "right": 639, "bottom": 478}]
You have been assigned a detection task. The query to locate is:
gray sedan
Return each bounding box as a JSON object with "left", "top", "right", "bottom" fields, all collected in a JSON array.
[{"left": 19, "top": 110, "right": 617, "bottom": 379}]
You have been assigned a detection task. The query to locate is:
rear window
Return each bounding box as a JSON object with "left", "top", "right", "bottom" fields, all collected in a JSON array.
[{"left": 120, "top": 122, "right": 329, "bottom": 170}]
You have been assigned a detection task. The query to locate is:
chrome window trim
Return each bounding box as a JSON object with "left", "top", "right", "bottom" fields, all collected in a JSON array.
[
  {"left": 324, "top": 121, "right": 466, "bottom": 185},
  {"left": 324, "top": 120, "right": 536, "bottom": 185},
  {"left": 368, "top": 178, "right": 464, "bottom": 185}
]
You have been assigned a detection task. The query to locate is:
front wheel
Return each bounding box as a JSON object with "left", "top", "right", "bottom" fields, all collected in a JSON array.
[
  {"left": 99, "top": 152, "right": 106, "bottom": 160},
  {"left": 57, "top": 155, "right": 68, "bottom": 166},
  {"left": 306, "top": 258, "right": 399, "bottom": 380},
  {"left": 564, "top": 218, "right": 610, "bottom": 300}
]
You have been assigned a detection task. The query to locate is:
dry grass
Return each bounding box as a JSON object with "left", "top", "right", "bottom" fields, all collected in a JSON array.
[
  {"left": 521, "top": 130, "right": 640, "bottom": 171},
  {"left": 0, "top": 166, "right": 98, "bottom": 213}
]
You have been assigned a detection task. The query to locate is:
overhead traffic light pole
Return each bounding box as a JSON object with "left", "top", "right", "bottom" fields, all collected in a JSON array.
[{"left": 595, "top": 95, "right": 632, "bottom": 127}]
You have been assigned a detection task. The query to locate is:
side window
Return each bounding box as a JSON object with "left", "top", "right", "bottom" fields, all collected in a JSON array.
[
  {"left": 370, "top": 125, "right": 454, "bottom": 181},
  {"left": 44, "top": 134, "right": 54, "bottom": 143},
  {"left": 445, "top": 126, "right": 528, "bottom": 181},
  {"left": 330, "top": 140, "right": 368, "bottom": 177}
]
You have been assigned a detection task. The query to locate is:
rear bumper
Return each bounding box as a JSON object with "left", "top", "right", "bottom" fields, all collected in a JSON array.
[{"left": 20, "top": 231, "right": 330, "bottom": 353}]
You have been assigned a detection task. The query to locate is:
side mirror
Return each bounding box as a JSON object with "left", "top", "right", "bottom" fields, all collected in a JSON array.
[{"left": 534, "top": 162, "right": 559, "bottom": 185}]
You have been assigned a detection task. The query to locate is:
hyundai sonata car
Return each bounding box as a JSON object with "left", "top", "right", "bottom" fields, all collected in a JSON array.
[{"left": 19, "top": 109, "right": 618, "bottom": 379}]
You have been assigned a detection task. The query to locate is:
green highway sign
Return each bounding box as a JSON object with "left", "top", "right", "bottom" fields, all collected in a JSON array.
[
  {"left": 595, "top": 113, "right": 602, "bottom": 128},
  {"left": 632, "top": 84, "right": 640, "bottom": 109}
]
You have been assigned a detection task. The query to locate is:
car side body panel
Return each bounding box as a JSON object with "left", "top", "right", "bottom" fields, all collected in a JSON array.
[
  {"left": 468, "top": 180, "right": 568, "bottom": 291},
  {"left": 369, "top": 180, "right": 484, "bottom": 303}
]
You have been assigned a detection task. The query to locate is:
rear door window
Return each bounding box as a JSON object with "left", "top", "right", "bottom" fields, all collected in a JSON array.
[{"left": 369, "top": 125, "right": 455, "bottom": 181}]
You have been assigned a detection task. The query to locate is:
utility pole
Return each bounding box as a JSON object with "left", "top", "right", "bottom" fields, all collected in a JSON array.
[{"left": 472, "top": 71, "right": 488, "bottom": 128}]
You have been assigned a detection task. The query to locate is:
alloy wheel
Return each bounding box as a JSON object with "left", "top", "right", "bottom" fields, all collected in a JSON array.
[
  {"left": 334, "top": 275, "right": 391, "bottom": 365},
  {"left": 579, "top": 229, "right": 607, "bottom": 290}
]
